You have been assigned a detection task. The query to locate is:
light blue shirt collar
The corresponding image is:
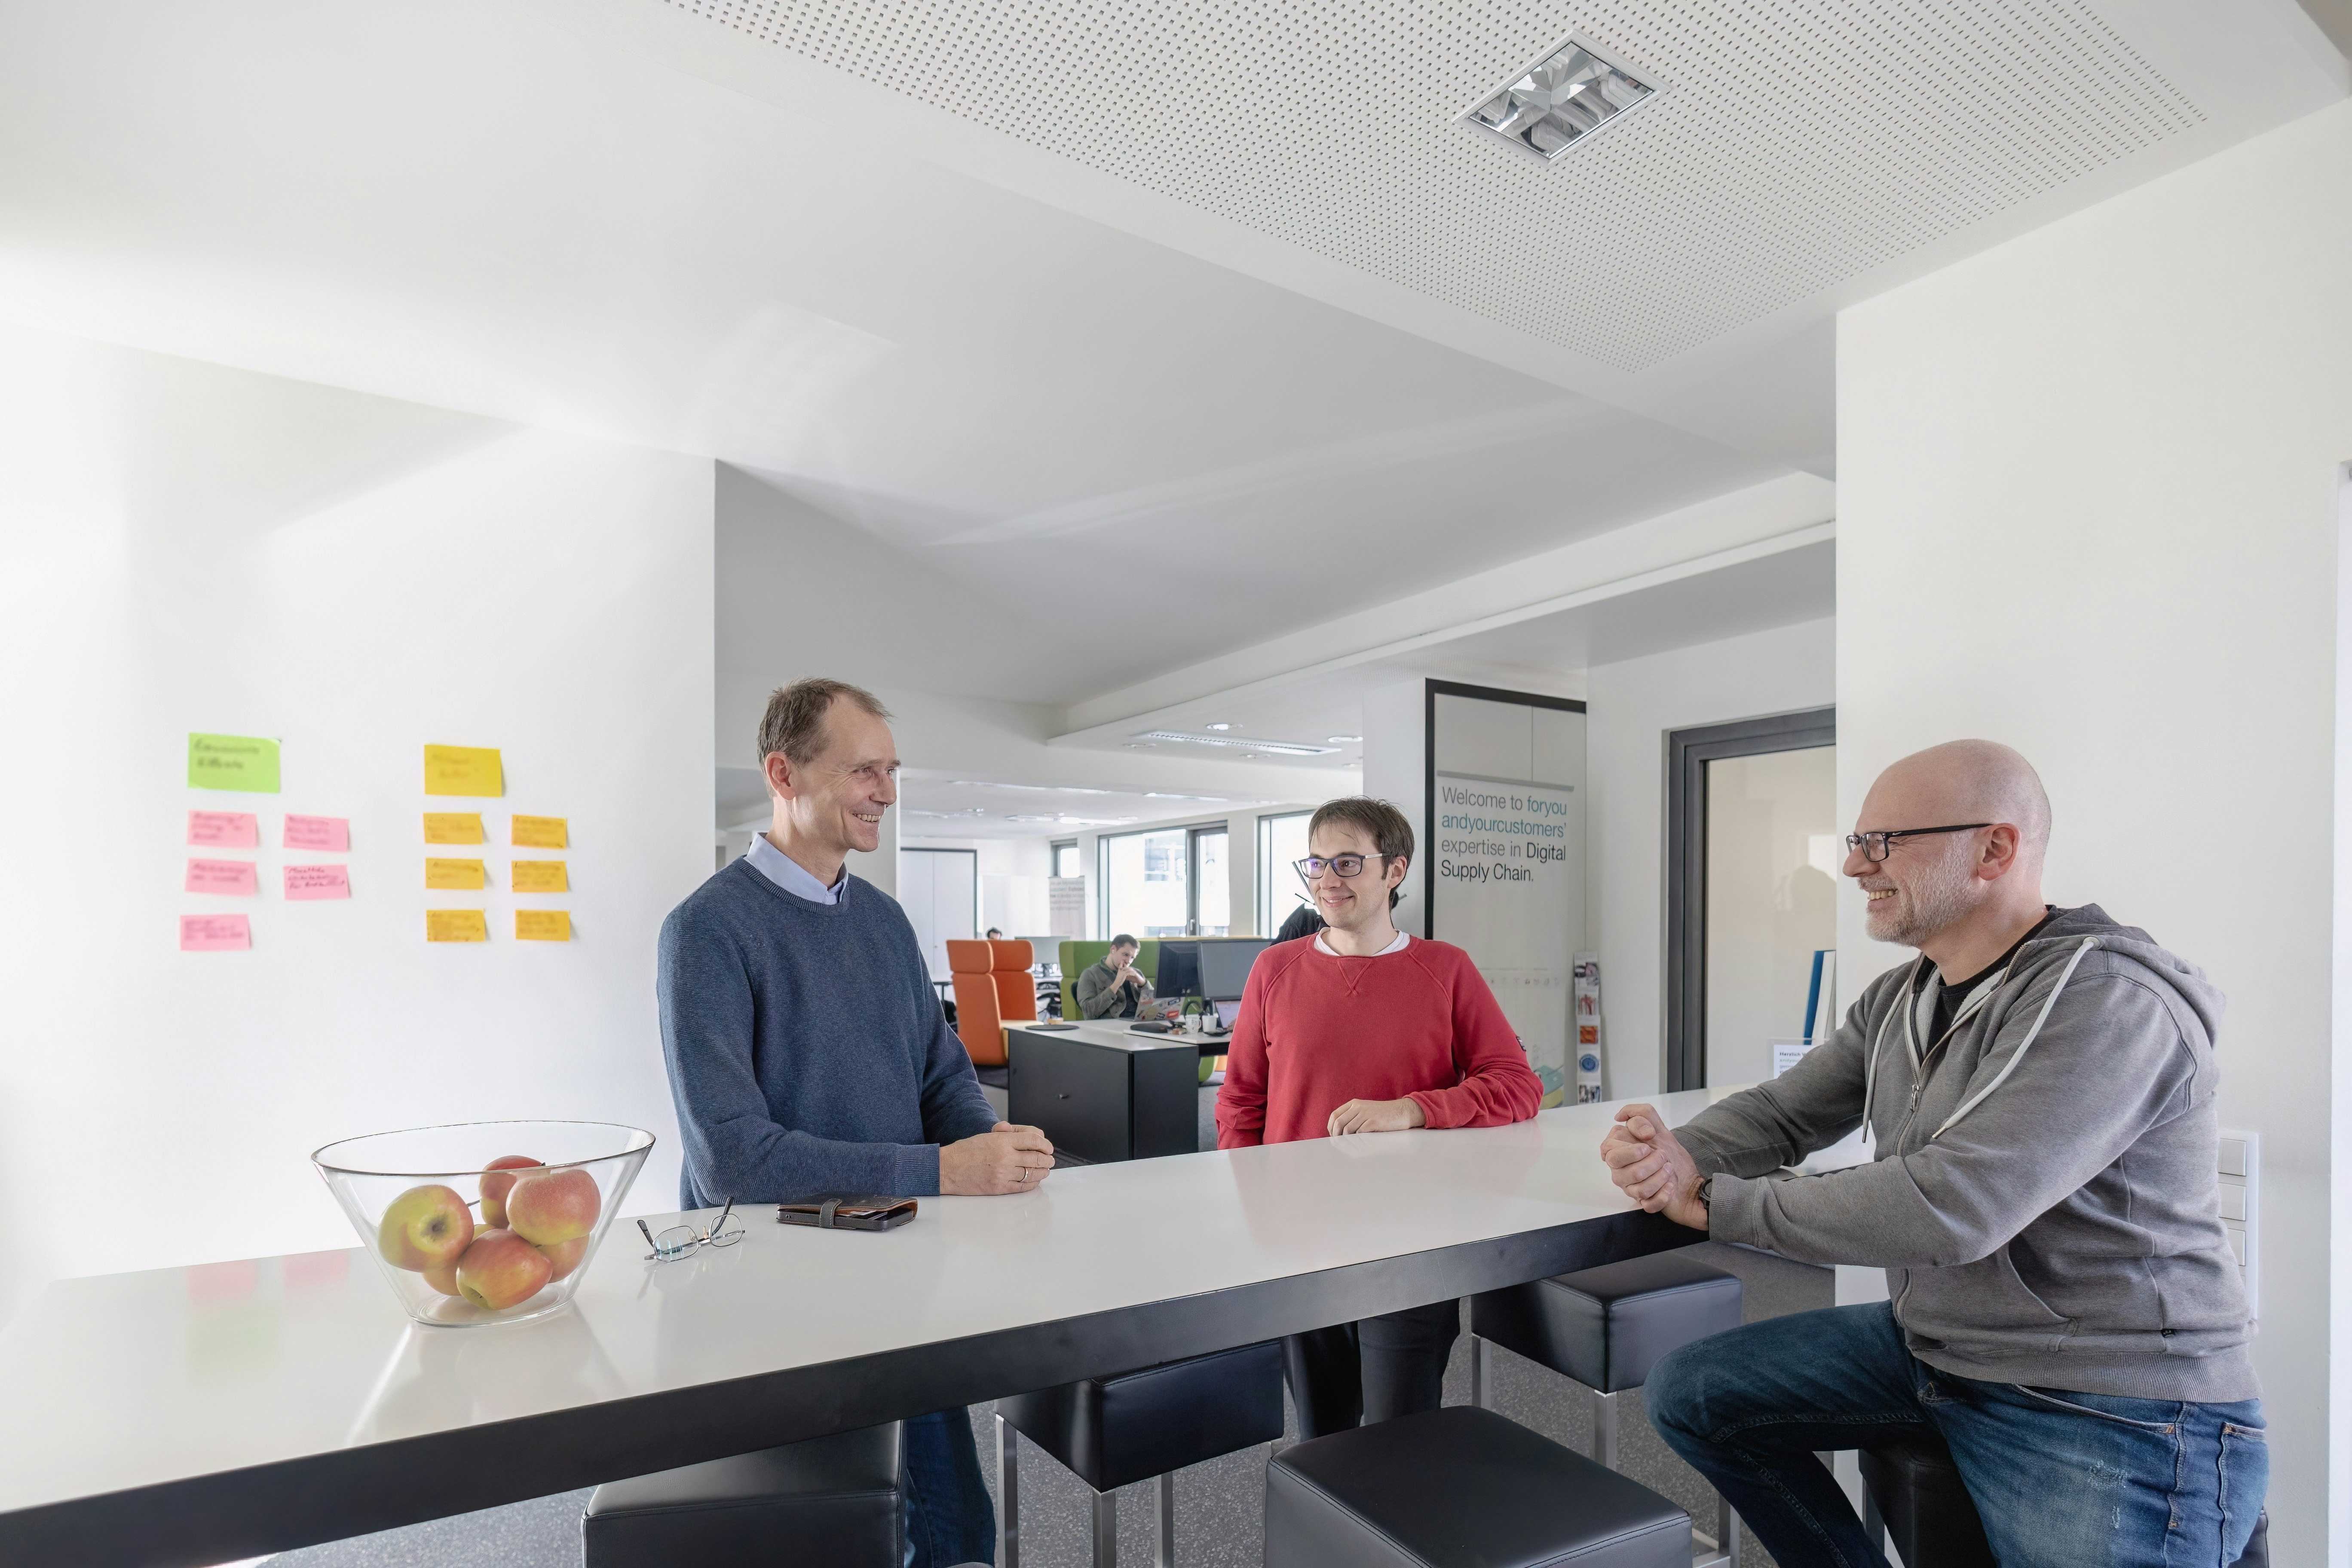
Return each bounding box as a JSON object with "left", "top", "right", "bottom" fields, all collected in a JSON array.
[{"left": 746, "top": 833, "right": 847, "bottom": 905}]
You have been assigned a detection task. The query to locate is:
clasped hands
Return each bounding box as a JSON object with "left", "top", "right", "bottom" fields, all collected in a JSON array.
[
  {"left": 1600, "top": 1103, "right": 1708, "bottom": 1230},
  {"left": 1327, "top": 1096, "right": 1426, "bottom": 1136}
]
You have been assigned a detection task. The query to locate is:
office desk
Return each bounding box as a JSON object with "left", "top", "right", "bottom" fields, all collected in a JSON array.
[
  {"left": 1008, "top": 1020, "right": 1202, "bottom": 1162},
  {"left": 0, "top": 1089, "right": 1739, "bottom": 1568}
]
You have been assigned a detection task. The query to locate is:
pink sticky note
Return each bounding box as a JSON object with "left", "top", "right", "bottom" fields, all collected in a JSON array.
[
  {"left": 284, "top": 814, "right": 351, "bottom": 851},
  {"left": 187, "top": 811, "right": 259, "bottom": 848},
  {"left": 185, "top": 859, "right": 259, "bottom": 896},
  {"left": 180, "top": 914, "right": 251, "bottom": 951},
  {"left": 284, "top": 864, "right": 351, "bottom": 901}
]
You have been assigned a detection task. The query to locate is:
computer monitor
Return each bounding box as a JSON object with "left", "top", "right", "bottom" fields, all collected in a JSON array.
[
  {"left": 1154, "top": 940, "right": 1202, "bottom": 1000},
  {"left": 1198, "top": 938, "right": 1270, "bottom": 1002}
]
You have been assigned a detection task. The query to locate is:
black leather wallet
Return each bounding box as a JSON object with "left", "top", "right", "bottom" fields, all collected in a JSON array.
[{"left": 777, "top": 1195, "right": 918, "bottom": 1231}]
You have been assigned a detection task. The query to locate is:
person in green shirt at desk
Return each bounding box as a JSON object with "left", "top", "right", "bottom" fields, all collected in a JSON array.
[{"left": 1075, "top": 934, "right": 1154, "bottom": 1019}]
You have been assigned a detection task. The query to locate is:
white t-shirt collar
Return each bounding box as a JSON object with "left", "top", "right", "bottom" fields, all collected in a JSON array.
[{"left": 1315, "top": 927, "right": 1410, "bottom": 957}]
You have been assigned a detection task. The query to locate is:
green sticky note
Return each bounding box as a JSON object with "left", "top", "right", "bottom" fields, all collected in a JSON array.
[{"left": 187, "top": 733, "right": 281, "bottom": 793}]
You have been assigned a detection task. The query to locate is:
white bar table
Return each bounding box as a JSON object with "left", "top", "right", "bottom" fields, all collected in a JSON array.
[{"left": 0, "top": 1089, "right": 1736, "bottom": 1568}]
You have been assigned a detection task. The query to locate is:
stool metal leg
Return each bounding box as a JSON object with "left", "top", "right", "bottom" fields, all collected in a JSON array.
[
  {"left": 997, "top": 1414, "right": 1021, "bottom": 1568},
  {"left": 1155, "top": 1472, "right": 1176, "bottom": 1568},
  {"left": 1692, "top": 1491, "right": 1740, "bottom": 1568},
  {"left": 1587, "top": 1386, "right": 1620, "bottom": 1471},
  {"left": 1091, "top": 1487, "right": 1118, "bottom": 1568},
  {"left": 1470, "top": 1335, "right": 1493, "bottom": 1410}
]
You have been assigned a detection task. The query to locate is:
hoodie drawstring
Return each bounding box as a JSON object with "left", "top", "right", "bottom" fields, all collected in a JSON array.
[{"left": 1930, "top": 937, "right": 2100, "bottom": 1139}]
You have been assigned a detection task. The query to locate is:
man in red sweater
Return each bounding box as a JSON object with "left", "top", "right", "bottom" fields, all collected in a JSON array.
[{"left": 1216, "top": 796, "right": 1542, "bottom": 1435}]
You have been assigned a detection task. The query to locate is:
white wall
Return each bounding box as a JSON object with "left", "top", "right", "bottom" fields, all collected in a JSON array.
[
  {"left": 0, "top": 325, "right": 714, "bottom": 1326},
  {"left": 1583, "top": 619, "right": 1838, "bottom": 1098},
  {"left": 1840, "top": 100, "right": 2352, "bottom": 1562}
]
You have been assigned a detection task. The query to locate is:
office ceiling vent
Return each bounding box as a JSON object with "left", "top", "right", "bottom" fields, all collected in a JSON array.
[
  {"left": 668, "top": 0, "right": 2202, "bottom": 373},
  {"left": 1461, "top": 34, "right": 1662, "bottom": 162},
  {"left": 1136, "top": 731, "right": 1339, "bottom": 756}
]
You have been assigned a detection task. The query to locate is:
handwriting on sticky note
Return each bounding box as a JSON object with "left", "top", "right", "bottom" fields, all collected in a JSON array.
[
  {"left": 426, "top": 909, "right": 489, "bottom": 943},
  {"left": 186, "top": 859, "right": 258, "bottom": 896},
  {"left": 425, "top": 858, "right": 486, "bottom": 891},
  {"left": 187, "top": 811, "right": 259, "bottom": 848},
  {"left": 285, "top": 864, "right": 351, "bottom": 901},
  {"left": 515, "top": 910, "right": 571, "bottom": 942},
  {"left": 284, "top": 814, "right": 350, "bottom": 851},
  {"left": 423, "top": 744, "right": 503, "bottom": 798},
  {"left": 511, "top": 815, "right": 568, "bottom": 849},
  {"left": 510, "top": 860, "right": 568, "bottom": 894},
  {"left": 187, "top": 733, "right": 280, "bottom": 793},
  {"left": 423, "top": 813, "right": 484, "bottom": 845},
  {"left": 180, "top": 914, "right": 251, "bottom": 951}
]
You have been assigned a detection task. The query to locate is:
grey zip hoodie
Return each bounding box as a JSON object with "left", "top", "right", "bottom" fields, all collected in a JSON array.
[{"left": 1678, "top": 904, "right": 2257, "bottom": 1403}]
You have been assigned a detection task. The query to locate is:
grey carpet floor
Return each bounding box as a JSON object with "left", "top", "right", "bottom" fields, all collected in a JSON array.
[{"left": 259, "top": 1090, "right": 1834, "bottom": 1568}]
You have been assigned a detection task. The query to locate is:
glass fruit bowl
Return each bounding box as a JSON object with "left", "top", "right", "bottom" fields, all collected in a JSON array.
[{"left": 313, "top": 1120, "right": 653, "bottom": 1327}]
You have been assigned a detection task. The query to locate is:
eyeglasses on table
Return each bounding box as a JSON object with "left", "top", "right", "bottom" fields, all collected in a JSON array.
[{"left": 639, "top": 1198, "right": 746, "bottom": 1261}]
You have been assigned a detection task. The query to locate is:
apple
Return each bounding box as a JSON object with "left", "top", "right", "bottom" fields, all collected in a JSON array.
[
  {"left": 536, "top": 1234, "right": 590, "bottom": 1282},
  {"left": 455, "top": 1228, "right": 553, "bottom": 1310},
  {"left": 478, "top": 1155, "right": 545, "bottom": 1228},
  {"left": 377, "top": 1184, "right": 475, "bottom": 1273},
  {"left": 505, "top": 1167, "right": 601, "bottom": 1247},
  {"left": 422, "top": 1261, "right": 462, "bottom": 1297}
]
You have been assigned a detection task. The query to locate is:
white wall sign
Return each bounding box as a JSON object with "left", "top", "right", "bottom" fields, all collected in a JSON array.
[{"left": 1433, "top": 774, "right": 1585, "bottom": 1103}]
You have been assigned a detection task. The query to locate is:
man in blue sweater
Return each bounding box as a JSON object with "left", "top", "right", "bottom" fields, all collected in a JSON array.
[{"left": 658, "top": 676, "right": 1054, "bottom": 1568}]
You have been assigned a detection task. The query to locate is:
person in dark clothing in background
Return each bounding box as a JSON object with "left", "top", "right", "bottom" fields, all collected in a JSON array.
[
  {"left": 658, "top": 677, "right": 1054, "bottom": 1568},
  {"left": 1273, "top": 900, "right": 1326, "bottom": 943}
]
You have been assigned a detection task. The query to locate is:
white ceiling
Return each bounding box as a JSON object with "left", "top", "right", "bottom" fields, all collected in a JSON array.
[{"left": 0, "top": 0, "right": 2340, "bottom": 809}]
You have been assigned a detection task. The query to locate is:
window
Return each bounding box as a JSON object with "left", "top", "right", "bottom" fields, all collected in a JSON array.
[
  {"left": 1256, "top": 811, "right": 1313, "bottom": 935},
  {"left": 1191, "top": 827, "right": 1230, "bottom": 937},
  {"left": 1099, "top": 822, "right": 1229, "bottom": 937},
  {"left": 1051, "top": 840, "right": 1079, "bottom": 879}
]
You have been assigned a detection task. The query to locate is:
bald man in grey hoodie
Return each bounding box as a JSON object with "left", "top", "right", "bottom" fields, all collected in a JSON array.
[{"left": 1607, "top": 741, "right": 2262, "bottom": 1568}]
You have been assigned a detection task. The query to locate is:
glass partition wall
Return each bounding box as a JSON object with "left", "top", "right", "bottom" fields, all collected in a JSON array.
[{"left": 1256, "top": 810, "right": 1313, "bottom": 934}]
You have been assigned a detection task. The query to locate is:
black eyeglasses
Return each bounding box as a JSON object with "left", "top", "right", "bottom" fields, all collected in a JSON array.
[
  {"left": 1844, "top": 824, "right": 1992, "bottom": 864},
  {"left": 1296, "top": 854, "right": 1389, "bottom": 880}
]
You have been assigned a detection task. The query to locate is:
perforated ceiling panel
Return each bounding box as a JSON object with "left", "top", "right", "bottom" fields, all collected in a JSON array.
[{"left": 671, "top": 0, "right": 2200, "bottom": 371}]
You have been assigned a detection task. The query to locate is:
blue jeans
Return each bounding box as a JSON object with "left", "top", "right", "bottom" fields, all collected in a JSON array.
[
  {"left": 1645, "top": 1303, "right": 2266, "bottom": 1568},
  {"left": 904, "top": 1408, "right": 995, "bottom": 1568}
]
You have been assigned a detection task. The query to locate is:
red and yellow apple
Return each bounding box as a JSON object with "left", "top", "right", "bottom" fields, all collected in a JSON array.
[
  {"left": 506, "top": 1167, "right": 601, "bottom": 1247},
  {"left": 455, "top": 1228, "right": 553, "bottom": 1310},
  {"left": 377, "top": 1184, "right": 475, "bottom": 1273},
  {"left": 422, "top": 1261, "right": 462, "bottom": 1297},
  {"left": 478, "top": 1155, "right": 544, "bottom": 1228},
  {"left": 536, "top": 1234, "right": 590, "bottom": 1282}
]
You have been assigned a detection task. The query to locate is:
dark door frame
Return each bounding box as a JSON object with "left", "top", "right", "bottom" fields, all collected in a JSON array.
[{"left": 1664, "top": 707, "right": 1837, "bottom": 1092}]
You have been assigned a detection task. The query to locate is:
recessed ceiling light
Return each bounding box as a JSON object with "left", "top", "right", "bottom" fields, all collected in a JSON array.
[
  {"left": 947, "top": 780, "right": 1112, "bottom": 795},
  {"left": 1204, "top": 722, "right": 1234, "bottom": 731},
  {"left": 1142, "top": 792, "right": 1231, "bottom": 802},
  {"left": 1327, "top": 735, "right": 1363, "bottom": 744},
  {"left": 1135, "top": 730, "right": 1339, "bottom": 756},
  {"left": 1004, "top": 813, "right": 1138, "bottom": 827},
  {"left": 1459, "top": 33, "right": 1662, "bottom": 163}
]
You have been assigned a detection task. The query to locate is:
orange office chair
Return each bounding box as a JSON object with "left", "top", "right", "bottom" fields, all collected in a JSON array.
[{"left": 947, "top": 939, "right": 1038, "bottom": 1067}]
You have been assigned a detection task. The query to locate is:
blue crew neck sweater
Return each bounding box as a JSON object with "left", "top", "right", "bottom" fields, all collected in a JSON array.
[{"left": 657, "top": 857, "right": 997, "bottom": 1207}]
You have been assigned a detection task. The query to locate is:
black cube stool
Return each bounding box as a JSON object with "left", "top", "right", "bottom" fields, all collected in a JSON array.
[
  {"left": 1267, "top": 1404, "right": 1690, "bottom": 1568},
  {"left": 1470, "top": 1251, "right": 1743, "bottom": 1566},
  {"left": 582, "top": 1421, "right": 902, "bottom": 1568},
  {"left": 1856, "top": 1427, "right": 1993, "bottom": 1568},
  {"left": 996, "top": 1339, "right": 1284, "bottom": 1568}
]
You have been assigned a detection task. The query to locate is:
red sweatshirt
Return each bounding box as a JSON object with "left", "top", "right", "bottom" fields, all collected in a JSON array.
[{"left": 1214, "top": 934, "right": 1543, "bottom": 1148}]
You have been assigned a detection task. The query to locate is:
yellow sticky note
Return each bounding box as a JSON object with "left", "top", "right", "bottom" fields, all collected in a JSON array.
[
  {"left": 425, "top": 858, "right": 487, "bottom": 891},
  {"left": 510, "top": 859, "right": 568, "bottom": 894},
  {"left": 423, "top": 744, "right": 503, "bottom": 797},
  {"left": 516, "top": 910, "right": 571, "bottom": 942},
  {"left": 511, "top": 815, "right": 568, "bottom": 849},
  {"left": 426, "top": 909, "right": 489, "bottom": 943},
  {"left": 423, "top": 812, "right": 484, "bottom": 845}
]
